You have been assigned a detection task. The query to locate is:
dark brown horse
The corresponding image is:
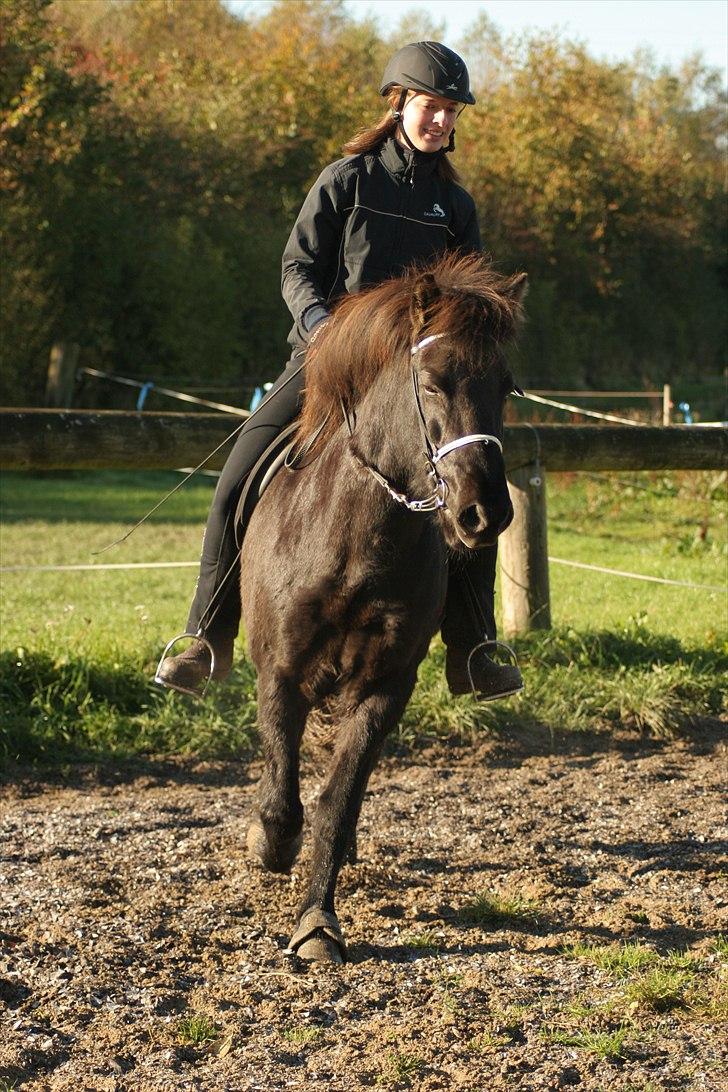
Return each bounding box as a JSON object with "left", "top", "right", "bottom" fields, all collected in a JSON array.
[{"left": 241, "top": 252, "right": 526, "bottom": 962}]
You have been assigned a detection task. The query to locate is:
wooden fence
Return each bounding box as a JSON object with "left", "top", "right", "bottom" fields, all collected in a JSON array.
[{"left": 2, "top": 410, "right": 725, "bottom": 636}]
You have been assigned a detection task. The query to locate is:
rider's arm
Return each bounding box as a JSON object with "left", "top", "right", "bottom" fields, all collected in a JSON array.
[{"left": 281, "top": 162, "right": 352, "bottom": 344}]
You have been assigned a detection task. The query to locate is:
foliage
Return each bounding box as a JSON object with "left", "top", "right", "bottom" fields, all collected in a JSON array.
[{"left": 0, "top": 0, "right": 724, "bottom": 404}]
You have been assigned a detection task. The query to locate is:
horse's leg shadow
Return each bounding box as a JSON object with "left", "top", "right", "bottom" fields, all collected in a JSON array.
[
  {"left": 247, "top": 673, "right": 309, "bottom": 874},
  {"left": 287, "top": 670, "right": 415, "bottom": 963}
]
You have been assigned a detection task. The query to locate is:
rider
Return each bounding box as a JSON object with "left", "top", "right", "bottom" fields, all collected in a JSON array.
[{"left": 156, "top": 41, "right": 524, "bottom": 702}]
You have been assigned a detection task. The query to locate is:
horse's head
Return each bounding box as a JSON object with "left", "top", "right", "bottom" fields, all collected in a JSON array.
[
  {"left": 408, "top": 259, "right": 527, "bottom": 551},
  {"left": 295, "top": 252, "right": 526, "bottom": 550}
]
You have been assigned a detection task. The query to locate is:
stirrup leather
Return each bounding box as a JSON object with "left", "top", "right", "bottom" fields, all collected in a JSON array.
[{"left": 154, "top": 631, "right": 216, "bottom": 699}]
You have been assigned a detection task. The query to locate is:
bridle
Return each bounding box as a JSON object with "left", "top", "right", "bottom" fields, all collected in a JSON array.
[{"left": 347, "top": 332, "right": 504, "bottom": 514}]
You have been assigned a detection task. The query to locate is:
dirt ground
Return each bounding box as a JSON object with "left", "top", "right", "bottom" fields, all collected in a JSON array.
[{"left": 1, "top": 723, "right": 726, "bottom": 1091}]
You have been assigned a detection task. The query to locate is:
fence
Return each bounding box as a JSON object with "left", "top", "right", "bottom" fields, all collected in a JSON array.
[{"left": 1, "top": 410, "right": 726, "bottom": 636}]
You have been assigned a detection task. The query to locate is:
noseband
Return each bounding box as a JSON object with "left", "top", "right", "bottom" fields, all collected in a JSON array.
[{"left": 347, "top": 332, "right": 503, "bottom": 514}]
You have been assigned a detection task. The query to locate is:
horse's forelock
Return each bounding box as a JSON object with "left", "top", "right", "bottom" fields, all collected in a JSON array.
[{"left": 297, "top": 253, "right": 524, "bottom": 449}]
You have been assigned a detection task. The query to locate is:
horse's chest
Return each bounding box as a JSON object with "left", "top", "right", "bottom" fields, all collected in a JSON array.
[{"left": 280, "top": 558, "right": 445, "bottom": 687}]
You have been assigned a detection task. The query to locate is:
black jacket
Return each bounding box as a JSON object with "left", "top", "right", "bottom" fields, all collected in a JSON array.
[{"left": 281, "top": 136, "right": 481, "bottom": 349}]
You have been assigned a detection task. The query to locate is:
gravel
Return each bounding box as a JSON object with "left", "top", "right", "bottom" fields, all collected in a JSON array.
[{"left": 1, "top": 722, "right": 726, "bottom": 1090}]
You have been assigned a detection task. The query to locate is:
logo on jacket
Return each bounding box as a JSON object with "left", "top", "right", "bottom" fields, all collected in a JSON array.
[{"left": 424, "top": 203, "right": 446, "bottom": 218}]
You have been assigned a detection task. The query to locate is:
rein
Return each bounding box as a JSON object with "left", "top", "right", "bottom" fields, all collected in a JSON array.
[{"left": 348, "top": 333, "right": 503, "bottom": 514}]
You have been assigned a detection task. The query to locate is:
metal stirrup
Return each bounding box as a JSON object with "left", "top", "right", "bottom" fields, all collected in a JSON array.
[
  {"left": 154, "top": 631, "right": 216, "bottom": 699},
  {"left": 466, "top": 639, "right": 522, "bottom": 697}
]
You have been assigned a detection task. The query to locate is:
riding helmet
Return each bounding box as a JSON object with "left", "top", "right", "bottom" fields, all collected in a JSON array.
[{"left": 380, "top": 41, "right": 476, "bottom": 106}]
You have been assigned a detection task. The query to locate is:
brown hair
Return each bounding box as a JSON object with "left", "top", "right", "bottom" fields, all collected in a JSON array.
[
  {"left": 342, "top": 87, "right": 460, "bottom": 185},
  {"left": 297, "top": 252, "right": 526, "bottom": 451}
]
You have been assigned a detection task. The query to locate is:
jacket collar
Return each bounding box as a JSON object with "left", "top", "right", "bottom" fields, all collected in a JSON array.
[{"left": 380, "top": 136, "right": 441, "bottom": 180}]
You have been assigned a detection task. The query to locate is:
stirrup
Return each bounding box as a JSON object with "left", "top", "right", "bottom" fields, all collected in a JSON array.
[
  {"left": 153, "top": 631, "right": 216, "bottom": 699},
  {"left": 466, "top": 639, "right": 523, "bottom": 700}
]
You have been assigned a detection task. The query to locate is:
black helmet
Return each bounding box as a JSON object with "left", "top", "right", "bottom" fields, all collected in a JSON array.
[{"left": 380, "top": 41, "right": 475, "bottom": 106}]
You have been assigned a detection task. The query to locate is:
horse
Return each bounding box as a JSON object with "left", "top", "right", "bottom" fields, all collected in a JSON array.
[{"left": 240, "top": 251, "right": 527, "bottom": 963}]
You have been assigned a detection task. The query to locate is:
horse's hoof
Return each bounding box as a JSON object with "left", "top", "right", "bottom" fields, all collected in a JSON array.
[
  {"left": 285, "top": 908, "right": 347, "bottom": 964},
  {"left": 295, "top": 932, "right": 345, "bottom": 963},
  {"left": 246, "top": 820, "right": 302, "bottom": 873}
]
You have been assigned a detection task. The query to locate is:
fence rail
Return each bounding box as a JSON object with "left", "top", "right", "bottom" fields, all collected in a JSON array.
[
  {"left": 2, "top": 410, "right": 725, "bottom": 636},
  {"left": 1, "top": 410, "right": 724, "bottom": 473}
]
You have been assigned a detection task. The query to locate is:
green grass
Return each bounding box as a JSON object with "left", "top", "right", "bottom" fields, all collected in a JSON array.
[
  {"left": 460, "top": 889, "right": 540, "bottom": 927},
  {"left": 539, "top": 1024, "right": 630, "bottom": 1060},
  {"left": 624, "top": 968, "right": 694, "bottom": 1012},
  {"left": 710, "top": 934, "right": 728, "bottom": 957},
  {"left": 376, "top": 1051, "right": 425, "bottom": 1087},
  {"left": 1, "top": 469, "right": 725, "bottom": 766},
  {"left": 177, "top": 1013, "right": 219, "bottom": 1045},
  {"left": 400, "top": 929, "right": 441, "bottom": 951},
  {"left": 282, "top": 1025, "right": 324, "bottom": 1046},
  {"left": 562, "top": 941, "right": 659, "bottom": 978},
  {"left": 467, "top": 1029, "right": 512, "bottom": 1053},
  {"left": 562, "top": 942, "right": 718, "bottom": 1023}
]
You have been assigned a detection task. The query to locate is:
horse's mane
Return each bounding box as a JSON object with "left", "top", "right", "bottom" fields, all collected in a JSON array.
[{"left": 297, "top": 251, "right": 526, "bottom": 450}]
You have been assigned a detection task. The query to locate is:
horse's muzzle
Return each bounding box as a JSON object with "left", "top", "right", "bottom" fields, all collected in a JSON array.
[{"left": 453, "top": 499, "right": 513, "bottom": 549}]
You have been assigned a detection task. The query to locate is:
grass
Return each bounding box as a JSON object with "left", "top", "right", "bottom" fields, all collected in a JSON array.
[
  {"left": 177, "top": 1013, "right": 219, "bottom": 1046},
  {"left": 1, "top": 469, "right": 725, "bottom": 766},
  {"left": 460, "top": 889, "right": 540, "bottom": 927},
  {"left": 539, "top": 1024, "right": 630, "bottom": 1060},
  {"left": 282, "top": 1025, "right": 324, "bottom": 1047},
  {"left": 710, "top": 934, "right": 728, "bottom": 957},
  {"left": 562, "top": 941, "right": 659, "bottom": 978},
  {"left": 467, "top": 1029, "right": 512, "bottom": 1053},
  {"left": 561, "top": 942, "right": 721, "bottom": 1025},
  {"left": 400, "top": 929, "right": 441, "bottom": 951},
  {"left": 624, "top": 968, "right": 694, "bottom": 1012},
  {"left": 376, "top": 1051, "right": 425, "bottom": 1087}
]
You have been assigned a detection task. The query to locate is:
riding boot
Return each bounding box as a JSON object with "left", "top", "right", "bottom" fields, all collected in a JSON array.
[
  {"left": 154, "top": 522, "right": 241, "bottom": 696},
  {"left": 441, "top": 546, "right": 524, "bottom": 701},
  {"left": 154, "top": 632, "right": 235, "bottom": 697}
]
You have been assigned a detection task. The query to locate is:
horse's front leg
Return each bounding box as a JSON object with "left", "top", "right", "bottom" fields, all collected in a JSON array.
[
  {"left": 286, "top": 668, "right": 416, "bottom": 963},
  {"left": 247, "top": 672, "right": 309, "bottom": 873}
]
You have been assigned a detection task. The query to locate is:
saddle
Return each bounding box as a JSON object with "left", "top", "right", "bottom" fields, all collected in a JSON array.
[{"left": 233, "top": 420, "right": 299, "bottom": 544}]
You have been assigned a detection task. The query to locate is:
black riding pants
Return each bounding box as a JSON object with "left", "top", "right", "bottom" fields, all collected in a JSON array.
[
  {"left": 186, "top": 351, "right": 307, "bottom": 638},
  {"left": 185, "top": 351, "right": 498, "bottom": 651}
]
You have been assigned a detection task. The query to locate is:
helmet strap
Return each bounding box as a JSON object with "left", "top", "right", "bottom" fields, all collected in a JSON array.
[
  {"left": 390, "top": 88, "right": 407, "bottom": 122},
  {"left": 391, "top": 88, "right": 420, "bottom": 153}
]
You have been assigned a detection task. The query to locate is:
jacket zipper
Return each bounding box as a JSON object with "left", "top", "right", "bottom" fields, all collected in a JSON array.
[{"left": 394, "top": 159, "right": 416, "bottom": 261}]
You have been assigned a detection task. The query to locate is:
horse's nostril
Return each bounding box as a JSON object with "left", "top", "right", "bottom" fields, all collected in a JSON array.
[{"left": 458, "top": 504, "right": 487, "bottom": 534}]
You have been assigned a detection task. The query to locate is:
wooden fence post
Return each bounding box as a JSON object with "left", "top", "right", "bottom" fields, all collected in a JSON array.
[
  {"left": 45, "top": 342, "right": 79, "bottom": 408},
  {"left": 662, "top": 384, "right": 671, "bottom": 426},
  {"left": 499, "top": 463, "right": 551, "bottom": 637}
]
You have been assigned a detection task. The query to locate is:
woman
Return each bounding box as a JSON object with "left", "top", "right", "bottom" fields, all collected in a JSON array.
[{"left": 156, "top": 41, "right": 523, "bottom": 702}]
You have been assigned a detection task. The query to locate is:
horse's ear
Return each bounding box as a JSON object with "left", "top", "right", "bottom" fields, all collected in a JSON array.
[
  {"left": 509, "top": 272, "right": 529, "bottom": 305},
  {"left": 410, "top": 272, "right": 440, "bottom": 329}
]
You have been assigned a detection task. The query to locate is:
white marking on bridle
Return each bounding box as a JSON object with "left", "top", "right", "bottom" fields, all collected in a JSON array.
[
  {"left": 432, "top": 433, "right": 503, "bottom": 462},
  {"left": 411, "top": 332, "right": 446, "bottom": 355},
  {"left": 411, "top": 332, "right": 503, "bottom": 464}
]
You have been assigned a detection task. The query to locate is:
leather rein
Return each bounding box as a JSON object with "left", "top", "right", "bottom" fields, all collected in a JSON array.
[{"left": 345, "top": 332, "right": 503, "bottom": 514}]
